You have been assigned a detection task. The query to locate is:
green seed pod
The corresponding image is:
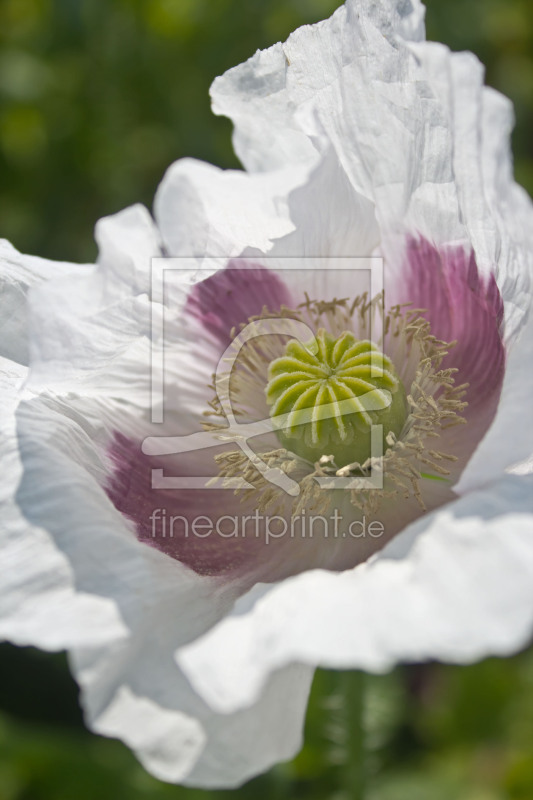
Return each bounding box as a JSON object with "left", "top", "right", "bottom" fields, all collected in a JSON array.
[{"left": 266, "top": 329, "right": 408, "bottom": 468}]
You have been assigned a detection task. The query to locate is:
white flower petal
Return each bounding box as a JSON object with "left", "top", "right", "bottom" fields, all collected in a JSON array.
[
  {"left": 154, "top": 157, "right": 313, "bottom": 258},
  {"left": 211, "top": 0, "right": 533, "bottom": 329},
  {"left": 0, "top": 248, "right": 125, "bottom": 651},
  {"left": 95, "top": 202, "right": 162, "bottom": 294},
  {"left": 178, "top": 473, "right": 533, "bottom": 714},
  {"left": 0, "top": 239, "right": 85, "bottom": 366},
  {"left": 457, "top": 312, "right": 533, "bottom": 493},
  {"left": 407, "top": 42, "right": 533, "bottom": 338},
  {"left": 73, "top": 637, "right": 312, "bottom": 788},
  {"left": 0, "top": 360, "right": 127, "bottom": 651},
  {"left": 213, "top": 0, "right": 458, "bottom": 245},
  {"left": 84, "top": 684, "right": 206, "bottom": 783},
  {"left": 211, "top": 0, "right": 425, "bottom": 174},
  {"left": 23, "top": 204, "right": 204, "bottom": 435},
  {"left": 26, "top": 205, "right": 161, "bottom": 400},
  {"left": 269, "top": 147, "right": 380, "bottom": 259},
  {"left": 14, "top": 382, "right": 313, "bottom": 787},
  {"left": 211, "top": 43, "right": 318, "bottom": 174}
]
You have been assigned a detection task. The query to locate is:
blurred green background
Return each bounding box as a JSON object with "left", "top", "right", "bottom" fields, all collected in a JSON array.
[{"left": 0, "top": 1, "right": 532, "bottom": 798}]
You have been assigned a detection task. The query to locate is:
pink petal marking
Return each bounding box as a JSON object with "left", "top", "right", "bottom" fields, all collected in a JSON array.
[
  {"left": 185, "top": 261, "right": 294, "bottom": 350},
  {"left": 401, "top": 237, "right": 505, "bottom": 416},
  {"left": 106, "top": 433, "right": 288, "bottom": 580},
  {"left": 105, "top": 266, "right": 295, "bottom": 578}
]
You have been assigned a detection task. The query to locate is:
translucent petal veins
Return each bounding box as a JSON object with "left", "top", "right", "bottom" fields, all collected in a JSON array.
[{"left": 265, "top": 330, "right": 408, "bottom": 467}]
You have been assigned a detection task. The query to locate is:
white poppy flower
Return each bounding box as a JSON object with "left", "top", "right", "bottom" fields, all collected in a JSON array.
[{"left": 1, "top": 0, "right": 533, "bottom": 790}]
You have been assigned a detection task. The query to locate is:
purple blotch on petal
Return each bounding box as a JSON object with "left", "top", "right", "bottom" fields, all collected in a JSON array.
[
  {"left": 402, "top": 236, "right": 505, "bottom": 415},
  {"left": 185, "top": 261, "right": 293, "bottom": 350},
  {"left": 106, "top": 432, "right": 271, "bottom": 578}
]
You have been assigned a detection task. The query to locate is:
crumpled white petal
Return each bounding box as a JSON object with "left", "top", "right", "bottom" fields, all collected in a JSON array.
[
  {"left": 211, "top": 0, "right": 533, "bottom": 334},
  {"left": 268, "top": 147, "right": 380, "bottom": 259},
  {"left": 457, "top": 311, "right": 533, "bottom": 493},
  {"left": 14, "top": 387, "right": 313, "bottom": 787},
  {"left": 0, "top": 248, "right": 126, "bottom": 651},
  {"left": 0, "top": 239, "right": 87, "bottom": 366},
  {"left": 212, "top": 0, "right": 460, "bottom": 245},
  {"left": 2, "top": 203, "right": 315, "bottom": 787},
  {"left": 406, "top": 42, "right": 533, "bottom": 339},
  {"left": 211, "top": 0, "right": 425, "bottom": 174},
  {"left": 178, "top": 473, "right": 533, "bottom": 715},
  {"left": 74, "top": 642, "right": 312, "bottom": 788},
  {"left": 155, "top": 156, "right": 314, "bottom": 258},
  {"left": 26, "top": 204, "right": 160, "bottom": 399}
]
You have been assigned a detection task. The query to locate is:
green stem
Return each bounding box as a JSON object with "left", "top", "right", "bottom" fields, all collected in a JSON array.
[{"left": 340, "top": 669, "right": 366, "bottom": 800}]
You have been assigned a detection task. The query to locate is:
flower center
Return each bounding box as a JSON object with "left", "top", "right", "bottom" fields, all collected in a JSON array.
[
  {"left": 265, "top": 329, "right": 408, "bottom": 468},
  {"left": 208, "top": 293, "right": 467, "bottom": 517}
]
